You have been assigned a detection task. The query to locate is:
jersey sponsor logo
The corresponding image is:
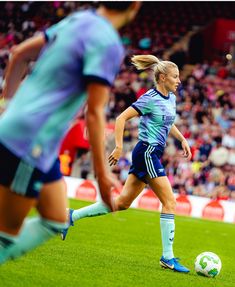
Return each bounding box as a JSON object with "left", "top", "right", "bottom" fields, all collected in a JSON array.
[
  {"left": 162, "top": 115, "right": 175, "bottom": 121},
  {"left": 162, "top": 115, "right": 175, "bottom": 125}
]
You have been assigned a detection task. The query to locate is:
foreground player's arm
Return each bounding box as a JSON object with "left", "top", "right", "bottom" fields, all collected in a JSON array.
[
  {"left": 169, "top": 124, "right": 192, "bottom": 160},
  {"left": 108, "top": 107, "right": 139, "bottom": 166},
  {"left": 86, "top": 83, "right": 109, "bottom": 176},
  {"left": 86, "top": 83, "right": 116, "bottom": 210},
  {"left": 1, "top": 34, "right": 46, "bottom": 100}
]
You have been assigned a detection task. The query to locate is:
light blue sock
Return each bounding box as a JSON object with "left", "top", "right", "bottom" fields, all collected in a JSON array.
[
  {"left": 160, "top": 213, "right": 175, "bottom": 260},
  {"left": 0, "top": 231, "right": 18, "bottom": 264},
  {"left": 72, "top": 201, "right": 111, "bottom": 222},
  {"left": 0, "top": 217, "right": 67, "bottom": 264}
]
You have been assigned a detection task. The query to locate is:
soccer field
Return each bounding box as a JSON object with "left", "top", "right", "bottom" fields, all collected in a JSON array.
[{"left": 1, "top": 199, "right": 234, "bottom": 287}]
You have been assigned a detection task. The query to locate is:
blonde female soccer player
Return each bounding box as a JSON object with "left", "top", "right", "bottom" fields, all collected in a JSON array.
[
  {"left": 62, "top": 54, "right": 191, "bottom": 273},
  {"left": 0, "top": 2, "right": 141, "bottom": 264}
]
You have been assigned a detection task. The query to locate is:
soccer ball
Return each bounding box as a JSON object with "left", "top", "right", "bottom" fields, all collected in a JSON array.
[{"left": 194, "top": 252, "right": 222, "bottom": 278}]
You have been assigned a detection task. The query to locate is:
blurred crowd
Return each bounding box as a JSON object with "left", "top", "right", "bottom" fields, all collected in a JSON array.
[{"left": 0, "top": 1, "right": 235, "bottom": 201}]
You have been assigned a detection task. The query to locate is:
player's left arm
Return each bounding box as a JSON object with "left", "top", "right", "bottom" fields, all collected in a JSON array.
[
  {"left": 1, "top": 33, "right": 46, "bottom": 100},
  {"left": 169, "top": 124, "right": 192, "bottom": 160}
]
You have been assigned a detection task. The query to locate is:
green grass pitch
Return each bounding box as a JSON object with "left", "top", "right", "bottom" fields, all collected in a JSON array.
[{"left": 1, "top": 199, "right": 234, "bottom": 287}]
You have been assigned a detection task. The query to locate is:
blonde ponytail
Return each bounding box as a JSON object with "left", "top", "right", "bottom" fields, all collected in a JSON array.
[
  {"left": 131, "top": 54, "right": 178, "bottom": 84},
  {"left": 131, "top": 55, "right": 160, "bottom": 70}
]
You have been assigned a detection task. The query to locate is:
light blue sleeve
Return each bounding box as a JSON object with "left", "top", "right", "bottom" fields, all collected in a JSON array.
[
  {"left": 44, "top": 15, "right": 74, "bottom": 41},
  {"left": 131, "top": 93, "right": 153, "bottom": 115}
]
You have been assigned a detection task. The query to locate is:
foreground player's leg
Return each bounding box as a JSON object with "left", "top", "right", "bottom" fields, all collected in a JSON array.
[
  {"left": 148, "top": 176, "right": 190, "bottom": 273},
  {"left": 0, "top": 217, "right": 67, "bottom": 264},
  {"left": 0, "top": 184, "right": 34, "bottom": 263},
  {"left": 0, "top": 180, "right": 68, "bottom": 264},
  {"left": 0, "top": 231, "right": 18, "bottom": 263},
  {"left": 61, "top": 174, "right": 146, "bottom": 240}
]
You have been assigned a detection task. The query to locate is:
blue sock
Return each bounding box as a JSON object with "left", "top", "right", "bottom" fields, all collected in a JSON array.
[
  {"left": 72, "top": 201, "right": 110, "bottom": 222},
  {"left": 160, "top": 213, "right": 175, "bottom": 260},
  {"left": 0, "top": 217, "right": 67, "bottom": 264}
]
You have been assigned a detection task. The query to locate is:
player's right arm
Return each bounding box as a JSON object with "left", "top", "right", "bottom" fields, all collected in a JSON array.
[
  {"left": 1, "top": 34, "right": 46, "bottom": 100},
  {"left": 108, "top": 107, "right": 139, "bottom": 166}
]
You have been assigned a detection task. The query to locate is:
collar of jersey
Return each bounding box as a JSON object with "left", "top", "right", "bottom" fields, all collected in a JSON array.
[{"left": 153, "top": 88, "right": 170, "bottom": 99}]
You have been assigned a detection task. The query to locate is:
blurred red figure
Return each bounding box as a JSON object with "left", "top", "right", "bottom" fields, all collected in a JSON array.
[{"left": 59, "top": 150, "right": 72, "bottom": 176}]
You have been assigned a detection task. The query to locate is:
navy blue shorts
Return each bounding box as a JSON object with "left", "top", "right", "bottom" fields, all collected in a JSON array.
[
  {"left": 129, "top": 141, "right": 166, "bottom": 183},
  {"left": 0, "top": 142, "right": 62, "bottom": 198}
]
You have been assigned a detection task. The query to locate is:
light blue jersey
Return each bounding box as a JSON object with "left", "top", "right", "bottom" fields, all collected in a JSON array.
[
  {"left": 0, "top": 10, "right": 124, "bottom": 172},
  {"left": 132, "top": 88, "right": 176, "bottom": 147}
]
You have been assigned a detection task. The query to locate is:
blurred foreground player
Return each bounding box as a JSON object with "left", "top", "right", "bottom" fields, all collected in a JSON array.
[{"left": 0, "top": 1, "right": 141, "bottom": 264}]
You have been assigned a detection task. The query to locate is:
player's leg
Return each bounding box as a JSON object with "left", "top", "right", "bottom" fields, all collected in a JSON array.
[
  {"left": 69, "top": 141, "right": 147, "bottom": 224},
  {"left": 36, "top": 179, "right": 68, "bottom": 223},
  {"left": 61, "top": 174, "right": 146, "bottom": 240},
  {"left": 0, "top": 179, "right": 68, "bottom": 264},
  {"left": 0, "top": 155, "right": 68, "bottom": 265},
  {"left": 147, "top": 176, "right": 176, "bottom": 259},
  {"left": 115, "top": 174, "right": 146, "bottom": 210},
  {"left": 148, "top": 175, "right": 189, "bottom": 273},
  {"left": 0, "top": 142, "right": 39, "bottom": 264},
  {"left": 0, "top": 185, "right": 37, "bottom": 264},
  {"left": 0, "top": 185, "right": 36, "bottom": 235},
  {"left": 11, "top": 161, "right": 69, "bottom": 255},
  {"left": 71, "top": 173, "right": 145, "bottom": 221}
]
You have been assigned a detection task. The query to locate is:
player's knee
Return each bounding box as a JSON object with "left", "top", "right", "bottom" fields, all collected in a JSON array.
[{"left": 116, "top": 197, "right": 131, "bottom": 210}]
